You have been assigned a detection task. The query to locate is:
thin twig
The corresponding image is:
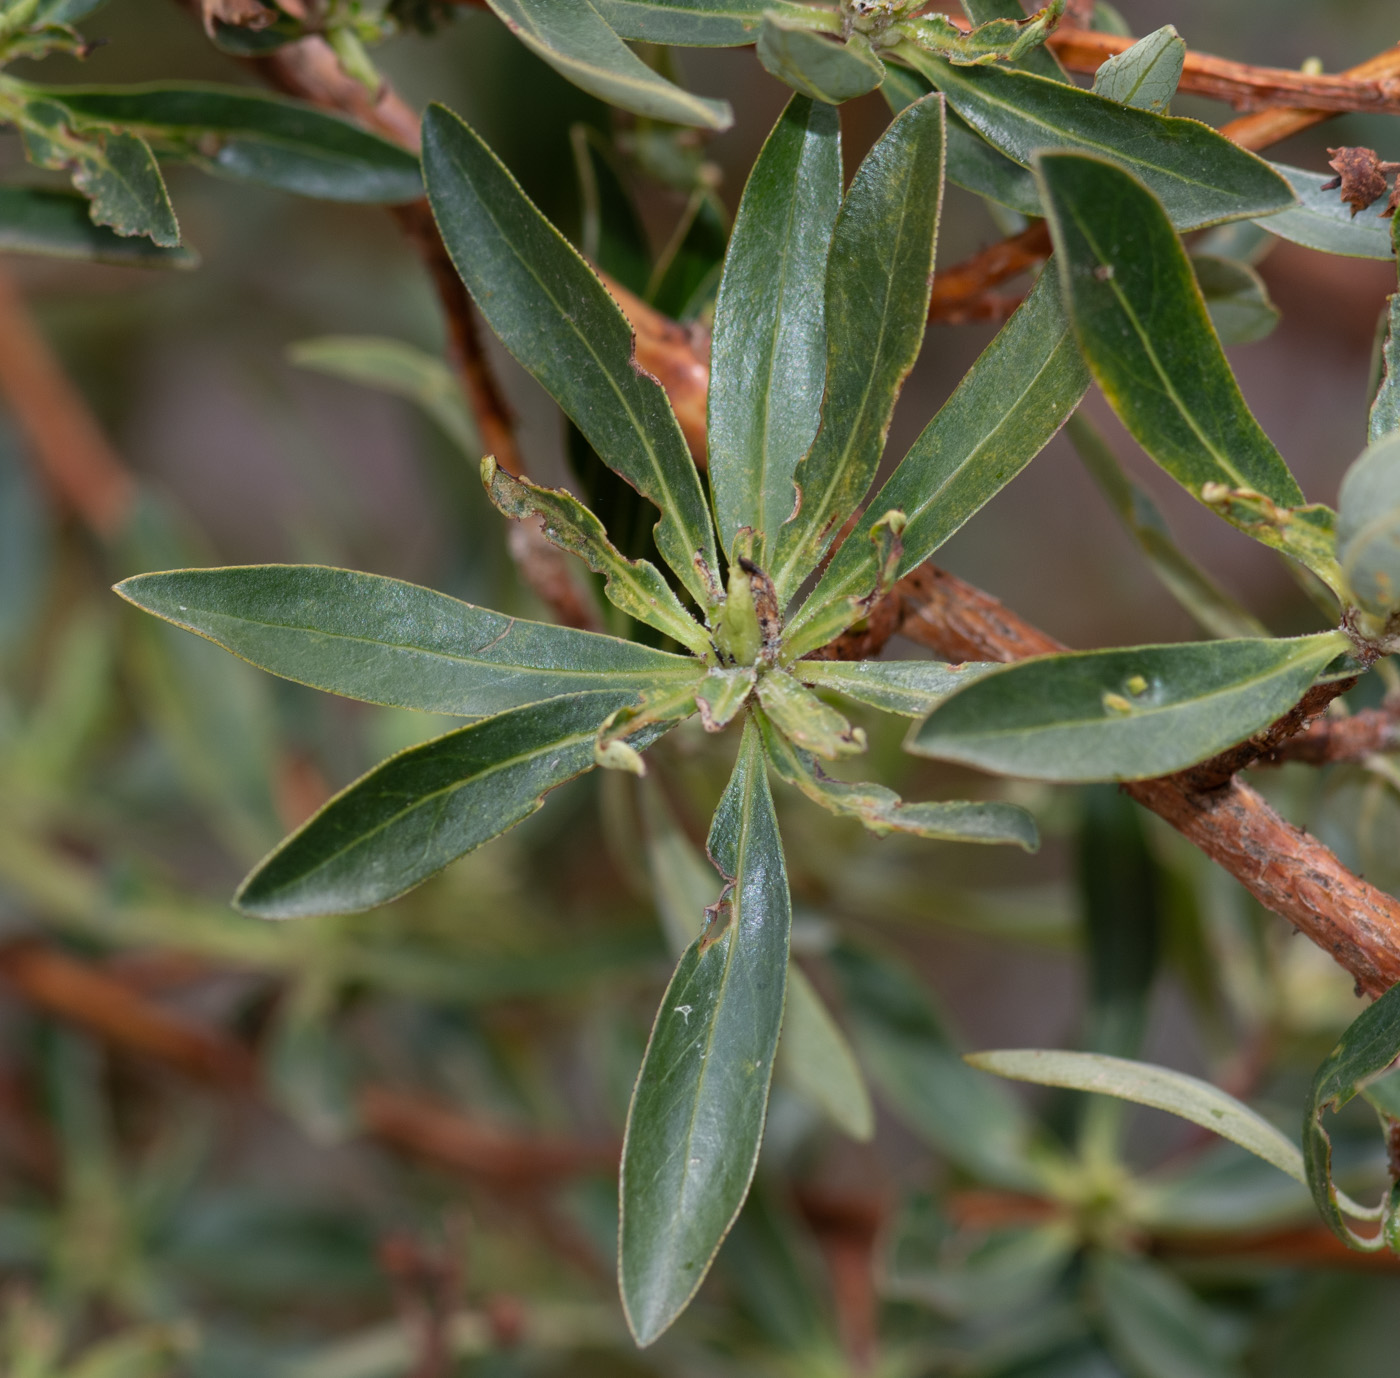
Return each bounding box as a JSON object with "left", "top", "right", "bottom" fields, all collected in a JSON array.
[{"left": 1259, "top": 704, "right": 1400, "bottom": 765}]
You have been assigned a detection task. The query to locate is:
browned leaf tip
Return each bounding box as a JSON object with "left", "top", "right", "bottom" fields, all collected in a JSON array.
[{"left": 1321, "top": 146, "right": 1400, "bottom": 217}]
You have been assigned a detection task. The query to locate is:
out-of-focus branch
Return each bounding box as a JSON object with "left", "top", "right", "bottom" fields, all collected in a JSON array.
[
  {"left": 0, "top": 269, "right": 135, "bottom": 537},
  {"left": 1258, "top": 704, "right": 1400, "bottom": 765},
  {"left": 1047, "top": 29, "right": 1400, "bottom": 117}
]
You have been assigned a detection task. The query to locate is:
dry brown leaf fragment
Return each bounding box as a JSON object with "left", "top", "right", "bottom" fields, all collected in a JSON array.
[{"left": 1321, "top": 146, "right": 1400, "bottom": 216}]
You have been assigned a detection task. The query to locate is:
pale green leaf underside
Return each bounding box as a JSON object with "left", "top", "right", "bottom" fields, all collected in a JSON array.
[
  {"left": 796, "top": 657, "right": 1002, "bottom": 717},
  {"left": 1257, "top": 164, "right": 1398, "bottom": 261},
  {"left": 1090, "top": 24, "right": 1184, "bottom": 112},
  {"left": 1336, "top": 433, "right": 1400, "bottom": 618},
  {"left": 968, "top": 1049, "right": 1306, "bottom": 1185},
  {"left": 1370, "top": 295, "right": 1400, "bottom": 446}
]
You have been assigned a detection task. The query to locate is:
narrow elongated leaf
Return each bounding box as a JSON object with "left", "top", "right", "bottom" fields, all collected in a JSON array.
[
  {"left": 1371, "top": 295, "right": 1400, "bottom": 444},
  {"left": 769, "top": 93, "right": 945, "bottom": 601},
  {"left": 0, "top": 185, "right": 195, "bottom": 266},
  {"left": 1090, "top": 1252, "right": 1244, "bottom": 1378},
  {"left": 755, "top": 668, "right": 864, "bottom": 759},
  {"left": 1090, "top": 25, "right": 1183, "bottom": 112},
  {"left": 1037, "top": 152, "right": 1343, "bottom": 592},
  {"left": 289, "top": 337, "right": 477, "bottom": 457},
  {"left": 785, "top": 270, "right": 1087, "bottom": 658},
  {"left": 968, "top": 1049, "right": 1307, "bottom": 1184},
  {"left": 115, "top": 565, "right": 700, "bottom": 718},
  {"left": 1256, "top": 163, "right": 1398, "bottom": 261},
  {"left": 709, "top": 95, "right": 840, "bottom": 560},
  {"left": 484, "top": 0, "right": 731, "bottom": 129},
  {"left": 1336, "top": 434, "right": 1400, "bottom": 618},
  {"left": 903, "top": 52, "right": 1295, "bottom": 230},
  {"left": 592, "top": 0, "right": 770, "bottom": 45},
  {"left": 423, "top": 106, "right": 720, "bottom": 610},
  {"left": 779, "top": 965, "right": 874, "bottom": 1141},
  {"left": 620, "top": 719, "right": 791, "bottom": 1346},
  {"left": 910, "top": 633, "right": 1347, "bottom": 783},
  {"left": 757, "top": 18, "right": 884, "bottom": 105},
  {"left": 1192, "top": 254, "right": 1279, "bottom": 346},
  {"left": 29, "top": 84, "right": 423, "bottom": 202},
  {"left": 483, "top": 459, "right": 711, "bottom": 654},
  {"left": 831, "top": 943, "right": 1039, "bottom": 1186},
  {"left": 1066, "top": 413, "right": 1268, "bottom": 640},
  {"left": 1304, "top": 980, "right": 1400, "bottom": 1249},
  {"left": 758, "top": 709, "right": 1037, "bottom": 848},
  {"left": 237, "top": 690, "right": 664, "bottom": 918},
  {"left": 796, "top": 657, "right": 1001, "bottom": 717}
]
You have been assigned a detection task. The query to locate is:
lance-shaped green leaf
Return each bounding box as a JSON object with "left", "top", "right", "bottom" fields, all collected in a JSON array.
[
  {"left": 483, "top": 0, "right": 731, "bottom": 129},
  {"left": 1335, "top": 434, "right": 1400, "bottom": 619},
  {"left": 959, "top": 0, "right": 1066, "bottom": 80},
  {"left": 797, "top": 657, "right": 1002, "bottom": 717},
  {"left": 910, "top": 633, "right": 1348, "bottom": 783},
  {"left": 19, "top": 100, "right": 179, "bottom": 246},
  {"left": 1371, "top": 295, "right": 1400, "bottom": 444},
  {"left": 483, "top": 459, "right": 711, "bottom": 656},
  {"left": 758, "top": 709, "right": 1037, "bottom": 848},
  {"left": 0, "top": 184, "right": 194, "bottom": 266},
  {"left": 423, "top": 106, "right": 719, "bottom": 610},
  {"left": 757, "top": 18, "right": 884, "bottom": 105},
  {"left": 756, "top": 668, "right": 865, "bottom": 759},
  {"left": 620, "top": 719, "right": 791, "bottom": 1346},
  {"left": 899, "top": 1, "right": 1062, "bottom": 67},
  {"left": 709, "top": 96, "right": 839, "bottom": 560},
  {"left": 1192, "top": 254, "right": 1280, "bottom": 346},
  {"left": 115, "top": 565, "right": 701, "bottom": 717},
  {"left": 968, "top": 1049, "right": 1307, "bottom": 1185},
  {"left": 237, "top": 690, "right": 665, "bottom": 919},
  {"left": 784, "top": 270, "right": 1087, "bottom": 659},
  {"left": 901, "top": 52, "right": 1295, "bottom": 230},
  {"left": 1067, "top": 414, "right": 1268, "bottom": 640},
  {"left": 1304, "top": 980, "right": 1400, "bottom": 1250},
  {"left": 591, "top": 0, "right": 774, "bottom": 46},
  {"left": 289, "top": 337, "right": 476, "bottom": 457},
  {"left": 831, "top": 943, "right": 1040, "bottom": 1186},
  {"left": 769, "top": 94, "right": 946, "bottom": 600},
  {"left": 1256, "top": 163, "right": 1398, "bottom": 261},
  {"left": 26, "top": 84, "right": 423, "bottom": 203},
  {"left": 1090, "top": 24, "right": 1183, "bottom": 112},
  {"left": 779, "top": 965, "right": 874, "bottom": 1141},
  {"left": 1036, "top": 152, "right": 1343, "bottom": 593},
  {"left": 1089, "top": 1252, "right": 1245, "bottom": 1378}
]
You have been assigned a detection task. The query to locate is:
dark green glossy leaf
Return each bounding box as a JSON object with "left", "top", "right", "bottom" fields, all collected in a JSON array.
[
  {"left": 288, "top": 336, "right": 476, "bottom": 456},
  {"left": 1337, "top": 434, "right": 1400, "bottom": 618},
  {"left": 1037, "top": 152, "right": 1342, "bottom": 592},
  {"left": 571, "top": 123, "right": 650, "bottom": 295},
  {"left": 1371, "top": 295, "right": 1399, "bottom": 444},
  {"left": 758, "top": 707, "right": 1037, "bottom": 849},
  {"left": 1257, "top": 163, "right": 1398, "bottom": 261},
  {"left": 1192, "top": 253, "right": 1279, "bottom": 345},
  {"left": 1090, "top": 1252, "right": 1244, "bottom": 1378},
  {"left": 483, "top": 459, "right": 711, "bottom": 654},
  {"left": 757, "top": 17, "right": 884, "bottom": 105},
  {"left": 423, "top": 105, "right": 720, "bottom": 611},
  {"left": 484, "top": 0, "right": 731, "bottom": 129},
  {"left": 1304, "top": 979, "right": 1400, "bottom": 1250},
  {"left": 592, "top": 0, "right": 770, "bottom": 45},
  {"left": 709, "top": 95, "right": 840, "bottom": 561},
  {"left": 831, "top": 942, "right": 1040, "bottom": 1186},
  {"left": 1090, "top": 24, "right": 1183, "bottom": 112},
  {"left": 903, "top": 52, "right": 1295, "bottom": 230},
  {"left": 769, "top": 93, "right": 945, "bottom": 600},
  {"left": 19, "top": 99, "right": 179, "bottom": 245},
  {"left": 237, "top": 690, "right": 665, "bottom": 918},
  {"left": 1066, "top": 413, "right": 1268, "bottom": 639},
  {"left": 968, "top": 1049, "right": 1307, "bottom": 1184},
  {"left": 785, "top": 269, "right": 1087, "bottom": 659},
  {"left": 114, "top": 565, "right": 700, "bottom": 718},
  {"left": 796, "top": 657, "right": 1001, "bottom": 717},
  {"left": 910, "top": 633, "right": 1347, "bottom": 782},
  {"left": 0, "top": 184, "right": 194, "bottom": 266},
  {"left": 619, "top": 719, "right": 791, "bottom": 1345},
  {"left": 27, "top": 84, "right": 423, "bottom": 203},
  {"left": 959, "top": 0, "right": 1065, "bottom": 80}
]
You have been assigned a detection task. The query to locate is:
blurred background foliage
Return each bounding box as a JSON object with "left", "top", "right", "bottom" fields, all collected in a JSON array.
[{"left": 3, "top": 0, "right": 1400, "bottom": 1374}]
